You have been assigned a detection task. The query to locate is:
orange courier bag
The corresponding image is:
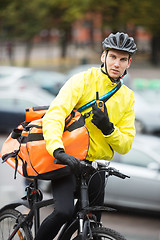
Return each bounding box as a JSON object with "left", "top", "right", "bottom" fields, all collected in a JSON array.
[{"left": 0, "top": 106, "right": 89, "bottom": 180}]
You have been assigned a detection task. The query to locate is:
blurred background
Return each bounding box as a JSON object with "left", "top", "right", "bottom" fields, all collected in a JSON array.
[{"left": 0, "top": 0, "right": 160, "bottom": 239}]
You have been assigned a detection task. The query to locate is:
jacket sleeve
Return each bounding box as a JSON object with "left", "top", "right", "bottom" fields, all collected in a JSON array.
[
  {"left": 42, "top": 73, "right": 85, "bottom": 156},
  {"left": 105, "top": 91, "right": 136, "bottom": 155}
]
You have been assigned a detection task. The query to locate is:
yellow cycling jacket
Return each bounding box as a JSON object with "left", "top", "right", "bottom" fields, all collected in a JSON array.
[{"left": 42, "top": 67, "right": 135, "bottom": 162}]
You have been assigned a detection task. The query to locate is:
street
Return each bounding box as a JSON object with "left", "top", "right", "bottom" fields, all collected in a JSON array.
[
  {"left": 0, "top": 133, "right": 160, "bottom": 240},
  {"left": 102, "top": 211, "right": 160, "bottom": 240}
]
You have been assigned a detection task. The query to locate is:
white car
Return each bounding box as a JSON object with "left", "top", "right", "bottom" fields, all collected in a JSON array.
[
  {"left": 0, "top": 66, "right": 31, "bottom": 88},
  {"left": 0, "top": 66, "right": 66, "bottom": 95},
  {"left": 104, "top": 134, "right": 160, "bottom": 213},
  {"left": 0, "top": 88, "right": 54, "bottom": 133},
  {"left": 134, "top": 92, "right": 160, "bottom": 133}
]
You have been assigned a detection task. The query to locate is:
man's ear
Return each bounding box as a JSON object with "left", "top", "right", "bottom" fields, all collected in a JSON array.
[{"left": 101, "top": 51, "right": 106, "bottom": 63}]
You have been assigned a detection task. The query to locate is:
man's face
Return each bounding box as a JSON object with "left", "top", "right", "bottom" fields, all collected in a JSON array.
[{"left": 101, "top": 49, "right": 132, "bottom": 81}]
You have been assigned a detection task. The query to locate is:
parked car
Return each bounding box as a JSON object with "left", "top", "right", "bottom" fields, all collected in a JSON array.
[
  {"left": 134, "top": 92, "right": 160, "bottom": 134},
  {"left": 0, "top": 66, "right": 31, "bottom": 88},
  {"left": 104, "top": 134, "right": 160, "bottom": 213},
  {"left": 127, "top": 77, "right": 160, "bottom": 134},
  {"left": 0, "top": 66, "right": 66, "bottom": 95},
  {"left": 0, "top": 88, "right": 54, "bottom": 133},
  {"left": 20, "top": 70, "right": 66, "bottom": 95}
]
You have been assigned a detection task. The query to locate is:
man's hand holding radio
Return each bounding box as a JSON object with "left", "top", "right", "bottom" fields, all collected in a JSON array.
[{"left": 92, "top": 103, "right": 114, "bottom": 135}]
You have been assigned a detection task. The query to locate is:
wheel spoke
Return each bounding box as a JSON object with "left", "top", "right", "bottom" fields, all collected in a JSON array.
[{"left": 0, "top": 209, "right": 32, "bottom": 240}]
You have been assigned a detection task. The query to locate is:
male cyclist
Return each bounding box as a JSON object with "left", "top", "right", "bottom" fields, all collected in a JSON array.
[{"left": 35, "top": 32, "right": 137, "bottom": 240}]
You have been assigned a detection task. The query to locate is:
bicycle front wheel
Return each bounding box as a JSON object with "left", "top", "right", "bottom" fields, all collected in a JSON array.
[
  {"left": 91, "top": 226, "right": 127, "bottom": 240},
  {"left": 0, "top": 208, "right": 32, "bottom": 240}
]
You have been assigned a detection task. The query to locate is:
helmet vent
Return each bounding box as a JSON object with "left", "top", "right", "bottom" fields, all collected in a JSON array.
[
  {"left": 102, "top": 32, "right": 137, "bottom": 55},
  {"left": 119, "top": 34, "right": 125, "bottom": 46}
]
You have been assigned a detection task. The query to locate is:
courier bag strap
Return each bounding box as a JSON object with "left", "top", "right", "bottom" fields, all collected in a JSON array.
[
  {"left": 77, "top": 79, "right": 123, "bottom": 114},
  {"left": 24, "top": 79, "right": 123, "bottom": 124},
  {"left": 2, "top": 144, "right": 22, "bottom": 179}
]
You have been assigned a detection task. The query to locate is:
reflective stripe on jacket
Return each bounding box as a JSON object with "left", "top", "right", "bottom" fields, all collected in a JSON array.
[{"left": 42, "top": 67, "right": 135, "bottom": 161}]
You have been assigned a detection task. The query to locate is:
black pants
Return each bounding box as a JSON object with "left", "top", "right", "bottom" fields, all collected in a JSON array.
[{"left": 35, "top": 171, "right": 105, "bottom": 240}]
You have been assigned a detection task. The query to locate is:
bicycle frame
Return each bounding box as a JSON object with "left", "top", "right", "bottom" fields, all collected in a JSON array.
[
  {"left": 1, "top": 161, "right": 129, "bottom": 240},
  {"left": 57, "top": 171, "right": 115, "bottom": 240}
]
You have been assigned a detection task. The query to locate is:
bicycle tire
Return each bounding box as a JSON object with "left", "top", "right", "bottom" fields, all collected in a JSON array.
[
  {"left": 64, "top": 223, "right": 127, "bottom": 240},
  {"left": 0, "top": 208, "right": 32, "bottom": 240},
  {"left": 91, "top": 226, "right": 127, "bottom": 240}
]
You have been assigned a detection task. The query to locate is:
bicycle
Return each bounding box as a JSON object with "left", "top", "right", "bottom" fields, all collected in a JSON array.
[{"left": 0, "top": 160, "right": 129, "bottom": 240}]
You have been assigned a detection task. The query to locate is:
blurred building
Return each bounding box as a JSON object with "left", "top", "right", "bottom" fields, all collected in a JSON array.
[
  {"left": 33, "top": 12, "right": 152, "bottom": 55},
  {"left": 0, "top": 12, "right": 153, "bottom": 66}
]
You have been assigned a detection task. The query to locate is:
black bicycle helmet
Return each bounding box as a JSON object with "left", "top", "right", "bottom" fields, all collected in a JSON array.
[{"left": 102, "top": 32, "right": 137, "bottom": 55}]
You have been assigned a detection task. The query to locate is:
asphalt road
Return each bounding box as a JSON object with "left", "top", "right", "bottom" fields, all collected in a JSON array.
[{"left": 0, "top": 134, "right": 160, "bottom": 240}]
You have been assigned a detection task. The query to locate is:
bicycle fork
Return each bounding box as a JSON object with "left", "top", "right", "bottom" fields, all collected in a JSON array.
[{"left": 77, "top": 212, "right": 93, "bottom": 240}]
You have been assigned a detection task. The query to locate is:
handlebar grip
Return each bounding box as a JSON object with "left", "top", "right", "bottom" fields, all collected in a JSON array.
[
  {"left": 113, "top": 171, "right": 130, "bottom": 179},
  {"left": 107, "top": 167, "right": 130, "bottom": 179}
]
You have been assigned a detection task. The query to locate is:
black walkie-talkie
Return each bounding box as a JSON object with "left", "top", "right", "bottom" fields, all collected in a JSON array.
[{"left": 96, "top": 92, "right": 104, "bottom": 112}]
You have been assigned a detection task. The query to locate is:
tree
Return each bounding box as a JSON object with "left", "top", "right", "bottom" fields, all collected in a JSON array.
[
  {"left": 83, "top": 0, "right": 160, "bottom": 65},
  {"left": 43, "top": 0, "right": 88, "bottom": 57},
  {"left": 0, "top": 0, "right": 50, "bottom": 65},
  {"left": 84, "top": 0, "right": 131, "bottom": 32},
  {"left": 0, "top": 0, "right": 88, "bottom": 64},
  {"left": 129, "top": 0, "right": 160, "bottom": 65}
]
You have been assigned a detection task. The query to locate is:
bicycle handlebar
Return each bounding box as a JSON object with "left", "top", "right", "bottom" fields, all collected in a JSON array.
[{"left": 80, "top": 160, "right": 130, "bottom": 179}]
